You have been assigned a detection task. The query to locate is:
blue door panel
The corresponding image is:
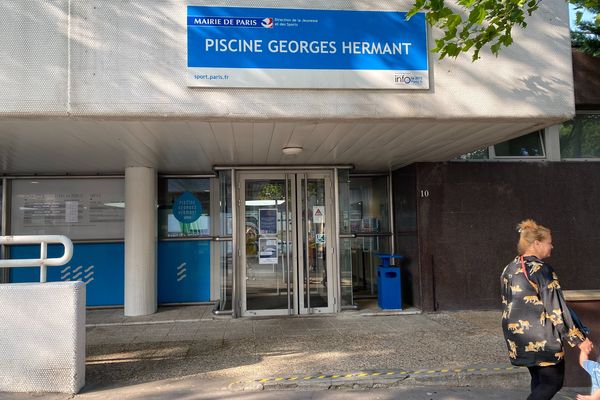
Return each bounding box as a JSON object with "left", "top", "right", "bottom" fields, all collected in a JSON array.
[
  {"left": 158, "top": 240, "right": 210, "bottom": 303},
  {"left": 10, "top": 243, "right": 125, "bottom": 307}
]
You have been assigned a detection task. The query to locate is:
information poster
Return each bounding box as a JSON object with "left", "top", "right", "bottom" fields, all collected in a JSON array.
[
  {"left": 259, "top": 208, "right": 278, "bottom": 235},
  {"left": 11, "top": 179, "right": 125, "bottom": 240},
  {"left": 187, "top": 6, "right": 429, "bottom": 89},
  {"left": 258, "top": 238, "right": 278, "bottom": 264}
]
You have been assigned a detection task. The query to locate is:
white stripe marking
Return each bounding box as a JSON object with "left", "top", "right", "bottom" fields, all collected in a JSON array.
[{"left": 177, "top": 274, "right": 187, "bottom": 282}]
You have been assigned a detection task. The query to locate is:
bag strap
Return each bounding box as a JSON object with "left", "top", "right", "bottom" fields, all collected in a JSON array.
[{"left": 520, "top": 255, "right": 538, "bottom": 293}]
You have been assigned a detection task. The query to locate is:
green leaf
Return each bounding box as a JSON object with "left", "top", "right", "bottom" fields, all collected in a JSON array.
[
  {"left": 491, "top": 42, "right": 502, "bottom": 54},
  {"left": 501, "top": 35, "right": 513, "bottom": 46},
  {"left": 468, "top": 5, "right": 488, "bottom": 24}
]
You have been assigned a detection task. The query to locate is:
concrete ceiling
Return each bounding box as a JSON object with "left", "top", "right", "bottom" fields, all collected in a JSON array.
[{"left": 0, "top": 118, "right": 548, "bottom": 175}]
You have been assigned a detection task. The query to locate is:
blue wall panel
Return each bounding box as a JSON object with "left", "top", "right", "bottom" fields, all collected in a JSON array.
[
  {"left": 10, "top": 243, "right": 125, "bottom": 306},
  {"left": 158, "top": 240, "right": 210, "bottom": 303}
]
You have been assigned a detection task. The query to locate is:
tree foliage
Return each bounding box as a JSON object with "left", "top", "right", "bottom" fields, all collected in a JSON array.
[
  {"left": 571, "top": 0, "right": 600, "bottom": 56},
  {"left": 408, "top": 0, "right": 599, "bottom": 61}
]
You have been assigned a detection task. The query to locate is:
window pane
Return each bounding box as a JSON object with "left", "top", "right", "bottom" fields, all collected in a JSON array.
[
  {"left": 10, "top": 179, "right": 125, "bottom": 240},
  {"left": 218, "top": 170, "right": 232, "bottom": 236},
  {"left": 560, "top": 114, "right": 600, "bottom": 158},
  {"left": 158, "top": 178, "right": 211, "bottom": 238},
  {"left": 348, "top": 176, "right": 390, "bottom": 233},
  {"left": 338, "top": 169, "right": 351, "bottom": 235},
  {"left": 494, "top": 131, "right": 544, "bottom": 157}
]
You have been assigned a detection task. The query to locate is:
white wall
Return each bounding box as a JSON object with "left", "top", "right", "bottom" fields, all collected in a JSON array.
[
  {"left": 0, "top": 282, "right": 86, "bottom": 394},
  {"left": 0, "top": 0, "right": 574, "bottom": 121}
]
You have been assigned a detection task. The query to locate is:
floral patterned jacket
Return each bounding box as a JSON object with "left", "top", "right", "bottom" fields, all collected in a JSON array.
[{"left": 500, "top": 255, "right": 586, "bottom": 367}]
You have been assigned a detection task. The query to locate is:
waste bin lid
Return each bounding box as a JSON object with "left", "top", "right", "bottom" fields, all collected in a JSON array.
[{"left": 376, "top": 253, "right": 405, "bottom": 267}]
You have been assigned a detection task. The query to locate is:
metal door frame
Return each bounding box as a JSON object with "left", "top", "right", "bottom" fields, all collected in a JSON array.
[
  {"left": 237, "top": 170, "right": 336, "bottom": 317},
  {"left": 295, "top": 171, "right": 335, "bottom": 315}
]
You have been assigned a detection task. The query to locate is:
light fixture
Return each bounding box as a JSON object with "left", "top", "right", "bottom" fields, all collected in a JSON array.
[{"left": 282, "top": 146, "right": 303, "bottom": 155}]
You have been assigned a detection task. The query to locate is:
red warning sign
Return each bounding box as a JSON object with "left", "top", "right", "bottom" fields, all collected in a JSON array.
[{"left": 313, "top": 206, "right": 325, "bottom": 223}]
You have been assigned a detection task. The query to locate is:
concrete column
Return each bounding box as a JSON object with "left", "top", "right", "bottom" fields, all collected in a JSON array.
[
  {"left": 124, "top": 167, "right": 157, "bottom": 316},
  {"left": 544, "top": 125, "right": 562, "bottom": 161}
]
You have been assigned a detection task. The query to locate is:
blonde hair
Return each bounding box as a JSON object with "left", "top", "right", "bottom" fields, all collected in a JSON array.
[{"left": 517, "top": 219, "right": 551, "bottom": 255}]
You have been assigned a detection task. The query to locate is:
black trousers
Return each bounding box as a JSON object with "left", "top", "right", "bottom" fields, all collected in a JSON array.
[{"left": 527, "top": 361, "right": 565, "bottom": 400}]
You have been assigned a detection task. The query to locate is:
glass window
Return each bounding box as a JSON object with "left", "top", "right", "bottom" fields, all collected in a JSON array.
[
  {"left": 215, "top": 170, "right": 232, "bottom": 311},
  {"left": 158, "top": 178, "right": 211, "bottom": 238},
  {"left": 10, "top": 178, "right": 124, "bottom": 240},
  {"left": 338, "top": 169, "right": 351, "bottom": 236},
  {"left": 494, "top": 130, "right": 545, "bottom": 157},
  {"left": 0, "top": 180, "right": 3, "bottom": 235},
  {"left": 338, "top": 173, "right": 392, "bottom": 305},
  {"left": 347, "top": 176, "right": 390, "bottom": 233},
  {"left": 560, "top": 113, "right": 600, "bottom": 159},
  {"left": 454, "top": 147, "right": 489, "bottom": 160},
  {"left": 219, "top": 170, "right": 232, "bottom": 237}
]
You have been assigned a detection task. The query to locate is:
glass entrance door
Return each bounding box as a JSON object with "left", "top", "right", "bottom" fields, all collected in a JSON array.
[{"left": 239, "top": 171, "right": 335, "bottom": 316}]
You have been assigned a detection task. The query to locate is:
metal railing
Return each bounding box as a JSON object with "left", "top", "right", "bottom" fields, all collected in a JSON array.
[{"left": 0, "top": 235, "right": 74, "bottom": 283}]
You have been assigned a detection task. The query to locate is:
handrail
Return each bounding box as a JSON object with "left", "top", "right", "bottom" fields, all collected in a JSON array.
[{"left": 0, "top": 235, "right": 74, "bottom": 283}]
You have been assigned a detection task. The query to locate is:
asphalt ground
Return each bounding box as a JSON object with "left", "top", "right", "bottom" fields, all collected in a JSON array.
[{"left": 0, "top": 305, "right": 593, "bottom": 399}]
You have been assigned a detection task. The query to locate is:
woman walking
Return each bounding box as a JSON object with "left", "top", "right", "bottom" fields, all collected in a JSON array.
[{"left": 501, "top": 219, "right": 593, "bottom": 400}]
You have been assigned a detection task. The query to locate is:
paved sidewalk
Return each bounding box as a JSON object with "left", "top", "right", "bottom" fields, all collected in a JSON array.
[
  {"left": 1, "top": 305, "right": 590, "bottom": 399},
  {"left": 85, "top": 306, "right": 522, "bottom": 392}
]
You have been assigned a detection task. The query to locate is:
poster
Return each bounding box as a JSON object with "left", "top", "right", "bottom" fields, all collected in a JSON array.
[
  {"left": 172, "top": 191, "right": 203, "bottom": 223},
  {"left": 258, "top": 238, "right": 278, "bottom": 264},
  {"left": 11, "top": 179, "right": 125, "bottom": 240},
  {"left": 259, "top": 208, "right": 278, "bottom": 235}
]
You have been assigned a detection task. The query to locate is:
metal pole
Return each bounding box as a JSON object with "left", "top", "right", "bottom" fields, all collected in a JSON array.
[
  {"left": 230, "top": 168, "right": 239, "bottom": 318},
  {"left": 1, "top": 178, "right": 7, "bottom": 283},
  {"left": 40, "top": 242, "right": 47, "bottom": 283},
  {"left": 214, "top": 165, "right": 353, "bottom": 171},
  {"left": 333, "top": 168, "right": 342, "bottom": 312},
  {"left": 388, "top": 172, "right": 395, "bottom": 255},
  {"left": 285, "top": 174, "right": 291, "bottom": 315},
  {"left": 304, "top": 174, "right": 310, "bottom": 312}
]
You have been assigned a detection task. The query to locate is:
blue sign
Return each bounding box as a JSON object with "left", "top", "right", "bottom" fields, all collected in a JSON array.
[
  {"left": 173, "top": 192, "right": 202, "bottom": 224},
  {"left": 10, "top": 243, "right": 125, "bottom": 307},
  {"left": 187, "top": 6, "right": 429, "bottom": 89},
  {"left": 158, "top": 240, "right": 211, "bottom": 303}
]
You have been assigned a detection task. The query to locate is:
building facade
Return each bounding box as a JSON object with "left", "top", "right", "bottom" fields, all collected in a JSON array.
[{"left": 0, "top": 0, "right": 585, "bottom": 316}]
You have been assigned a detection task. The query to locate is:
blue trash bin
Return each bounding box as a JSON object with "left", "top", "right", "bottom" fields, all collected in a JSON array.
[{"left": 376, "top": 254, "right": 404, "bottom": 310}]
